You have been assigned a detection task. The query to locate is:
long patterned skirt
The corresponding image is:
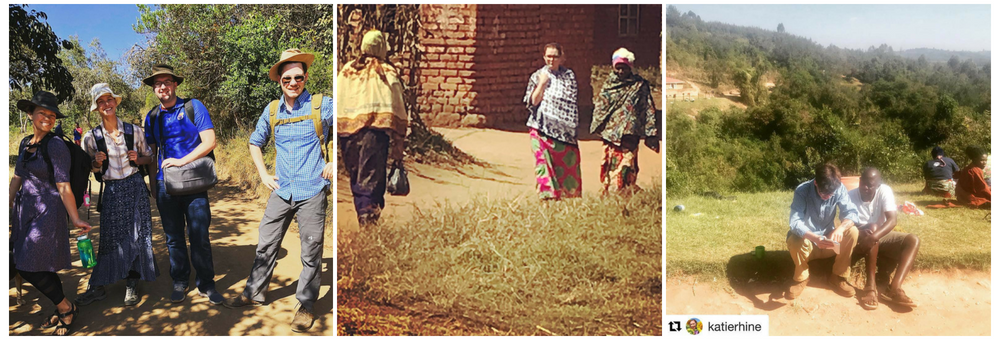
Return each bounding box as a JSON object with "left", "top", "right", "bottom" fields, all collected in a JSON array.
[
  {"left": 600, "top": 140, "right": 639, "bottom": 193},
  {"left": 90, "top": 172, "right": 159, "bottom": 286},
  {"left": 529, "top": 128, "right": 582, "bottom": 199}
]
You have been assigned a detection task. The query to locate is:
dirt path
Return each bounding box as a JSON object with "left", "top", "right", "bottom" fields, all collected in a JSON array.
[
  {"left": 337, "top": 127, "right": 663, "bottom": 232},
  {"left": 664, "top": 269, "right": 991, "bottom": 336},
  {"left": 9, "top": 178, "right": 334, "bottom": 336}
]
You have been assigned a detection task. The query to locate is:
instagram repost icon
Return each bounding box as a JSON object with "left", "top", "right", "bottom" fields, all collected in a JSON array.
[{"left": 687, "top": 318, "right": 703, "bottom": 335}]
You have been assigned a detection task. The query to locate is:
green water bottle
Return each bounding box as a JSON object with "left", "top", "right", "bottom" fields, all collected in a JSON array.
[{"left": 77, "top": 235, "right": 96, "bottom": 269}]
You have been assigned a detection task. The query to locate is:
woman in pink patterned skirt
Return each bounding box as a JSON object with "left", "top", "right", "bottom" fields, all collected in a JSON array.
[{"left": 523, "top": 42, "right": 583, "bottom": 200}]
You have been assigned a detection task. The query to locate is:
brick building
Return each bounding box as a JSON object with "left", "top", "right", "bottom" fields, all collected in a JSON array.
[{"left": 413, "top": 4, "right": 662, "bottom": 128}]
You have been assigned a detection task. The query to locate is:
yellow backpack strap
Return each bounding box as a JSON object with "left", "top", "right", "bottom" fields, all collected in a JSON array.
[
  {"left": 268, "top": 99, "right": 280, "bottom": 144},
  {"left": 312, "top": 93, "right": 330, "bottom": 163}
]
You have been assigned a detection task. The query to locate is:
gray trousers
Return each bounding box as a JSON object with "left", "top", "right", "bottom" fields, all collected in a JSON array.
[{"left": 243, "top": 189, "right": 327, "bottom": 311}]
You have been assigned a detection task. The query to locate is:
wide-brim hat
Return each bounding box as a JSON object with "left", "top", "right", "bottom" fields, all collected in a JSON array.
[
  {"left": 89, "top": 83, "right": 123, "bottom": 112},
  {"left": 142, "top": 64, "right": 184, "bottom": 87},
  {"left": 17, "top": 91, "right": 66, "bottom": 118},
  {"left": 269, "top": 49, "right": 315, "bottom": 82}
]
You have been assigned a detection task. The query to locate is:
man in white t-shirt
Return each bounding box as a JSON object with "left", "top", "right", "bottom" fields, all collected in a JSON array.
[{"left": 848, "top": 167, "right": 921, "bottom": 310}]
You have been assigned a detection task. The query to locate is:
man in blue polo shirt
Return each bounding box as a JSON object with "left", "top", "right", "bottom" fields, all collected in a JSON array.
[
  {"left": 786, "top": 163, "right": 861, "bottom": 300},
  {"left": 143, "top": 64, "right": 223, "bottom": 305},
  {"left": 224, "top": 49, "right": 332, "bottom": 332}
]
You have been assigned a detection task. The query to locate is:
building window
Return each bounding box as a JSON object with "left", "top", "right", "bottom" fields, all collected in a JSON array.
[{"left": 619, "top": 5, "right": 639, "bottom": 37}]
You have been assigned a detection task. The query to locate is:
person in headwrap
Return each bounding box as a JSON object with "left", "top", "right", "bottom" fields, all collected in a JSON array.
[
  {"left": 523, "top": 42, "right": 583, "bottom": 200},
  {"left": 337, "top": 30, "right": 408, "bottom": 225},
  {"left": 922, "top": 146, "right": 959, "bottom": 206},
  {"left": 591, "top": 48, "right": 660, "bottom": 194}
]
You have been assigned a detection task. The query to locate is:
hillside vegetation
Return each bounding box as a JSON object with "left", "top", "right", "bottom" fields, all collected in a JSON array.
[{"left": 662, "top": 6, "right": 990, "bottom": 195}]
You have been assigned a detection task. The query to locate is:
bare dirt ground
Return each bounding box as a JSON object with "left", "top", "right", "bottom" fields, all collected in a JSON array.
[
  {"left": 665, "top": 269, "right": 991, "bottom": 336},
  {"left": 337, "top": 127, "right": 664, "bottom": 233},
  {"left": 9, "top": 178, "right": 334, "bottom": 336}
]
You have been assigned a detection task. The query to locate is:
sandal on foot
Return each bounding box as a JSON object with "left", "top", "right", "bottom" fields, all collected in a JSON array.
[
  {"left": 40, "top": 311, "right": 61, "bottom": 329},
  {"left": 860, "top": 288, "right": 878, "bottom": 310},
  {"left": 880, "top": 288, "right": 917, "bottom": 308},
  {"left": 50, "top": 303, "right": 78, "bottom": 336}
]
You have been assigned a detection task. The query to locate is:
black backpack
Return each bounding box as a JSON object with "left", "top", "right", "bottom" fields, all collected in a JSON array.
[
  {"left": 91, "top": 123, "right": 151, "bottom": 211},
  {"left": 18, "top": 133, "right": 91, "bottom": 209},
  {"left": 92, "top": 123, "right": 148, "bottom": 182}
]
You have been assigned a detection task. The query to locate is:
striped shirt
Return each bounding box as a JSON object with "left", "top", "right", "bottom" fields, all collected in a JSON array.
[
  {"left": 82, "top": 119, "right": 152, "bottom": 181},
  {"left": 249, "top": 90, "right": 334, "bottom": 201}
]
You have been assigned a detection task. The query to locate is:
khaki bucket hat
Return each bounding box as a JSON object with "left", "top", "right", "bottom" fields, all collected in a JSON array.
[{"left": 89, "top": 83, "right": 123, "bottom": 112}]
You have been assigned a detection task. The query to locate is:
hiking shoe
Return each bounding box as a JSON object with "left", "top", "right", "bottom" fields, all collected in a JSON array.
[
  {"left": 787, "top": 278, "right": 809, "bottom": 299},
  {"left": 74, "top": 286, "right": 107, "bottom": 306},
  {"left": 224, "top": 293, "right": 262, "bottom": 308},
  {"left": 198, "top": 288, "right": 224, "bottom": 305},
  {"left": 290, "top": 306, "right": 315, "bottom": 333},
  {"left": 829, "top": 276, "right": 855, "bottom": 297},
  {"left": 124, "top": 279, "right": 140, "bottom": 306},
  {"left": 170, "top": 283, "right": 188, "bottom": 303}
]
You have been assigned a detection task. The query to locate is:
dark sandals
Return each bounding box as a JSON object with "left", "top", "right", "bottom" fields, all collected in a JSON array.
[
  {"left": 41, "top": 303, "right": 78, "bottom": 336},
  {"left": 860, "top": 288, "right": 878, "bottom": 310},
  {"left": 880, "top": 288, "right": 918, "bottom": 308}
]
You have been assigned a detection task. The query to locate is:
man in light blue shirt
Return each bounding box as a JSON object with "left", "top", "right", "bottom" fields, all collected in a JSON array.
[
  {"left": 224, "top": 49, "right": 333, "bottom": 333},
  {"left": 786, "top": 163, "right": 860, "bottom": 300}
]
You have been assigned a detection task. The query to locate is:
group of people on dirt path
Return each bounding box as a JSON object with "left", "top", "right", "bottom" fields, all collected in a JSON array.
[
  {"left": 922, "top": 145, "right": 991, "bottom": 210},
  {"left": 335, "top": 35, "right": 664, "bottom": 228},
  {"left": 786, "top": 163, "right": 922, "bottom": 311},
  {"left": 10, "top": 48, "right": 333, "bottom": 335},
  {"left": 524, "top": 43, "right": 661, "bottom": 200}
]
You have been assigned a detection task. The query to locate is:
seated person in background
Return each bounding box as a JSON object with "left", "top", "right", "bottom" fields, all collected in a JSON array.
[
  {"left": 786, "top": 163, "right": 861, "bottom": 300},
  {"left": 984, "top": 154, "right": 992, "bottom": 187},
  {"left": 955, "top": 146, "right": 991, "bottom": 209},
  {"left": 849, "top": 167, "right": 920, "bottom": 310},
  {"left": 922, "top": 146, "right": 959, "bottom": 206}
]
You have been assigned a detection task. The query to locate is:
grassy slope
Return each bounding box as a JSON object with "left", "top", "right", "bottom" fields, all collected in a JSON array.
[{"left": 665, "top": 182, "right": 991, "bottom": 283}]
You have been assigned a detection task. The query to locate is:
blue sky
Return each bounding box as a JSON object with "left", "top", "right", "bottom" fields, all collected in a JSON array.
[
  {"left": 29, "top": 4, "right": 150, "bottom": 63},
  {"left": 671, "top": 5, "right": 990, "bottom": 52}
]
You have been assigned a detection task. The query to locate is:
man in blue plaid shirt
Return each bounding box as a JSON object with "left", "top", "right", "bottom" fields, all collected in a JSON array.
[{"left": 224, "top": 49, "right": 333, "bottom": 333}]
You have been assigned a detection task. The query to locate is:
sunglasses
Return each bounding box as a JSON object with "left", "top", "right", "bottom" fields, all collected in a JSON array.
[{"left": 281, "top": 75, "right": 305, "bottom": 85}]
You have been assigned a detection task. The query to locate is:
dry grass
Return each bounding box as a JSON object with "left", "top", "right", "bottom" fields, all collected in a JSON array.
[{"left": 339, "top": 185, "right": 663, "bottom": 335}]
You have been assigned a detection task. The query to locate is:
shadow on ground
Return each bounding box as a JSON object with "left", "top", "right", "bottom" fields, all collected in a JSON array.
[
  {"left": 9, "top": 182, "right": 333, "bottom": 336},
  {"left": 725, "top": 250, "right": 919, "bottom": 313}
]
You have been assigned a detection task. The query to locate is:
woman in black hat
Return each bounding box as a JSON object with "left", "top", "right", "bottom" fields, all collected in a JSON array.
[{"left": 9, "top": 91, "right": 92, "bottom": 335}]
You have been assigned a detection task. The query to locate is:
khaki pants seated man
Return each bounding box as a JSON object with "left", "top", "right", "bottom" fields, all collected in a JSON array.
[
  {"left": 787, "top": 225, "right": 858, "bottom": 294},
  {"left": 786, "top": 163, "right": 861, "bottom": 299}
]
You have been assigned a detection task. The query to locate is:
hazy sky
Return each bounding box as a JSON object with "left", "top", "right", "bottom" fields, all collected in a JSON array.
[{"left": 671, "top": 5, "right": 991, "bottom": 52}]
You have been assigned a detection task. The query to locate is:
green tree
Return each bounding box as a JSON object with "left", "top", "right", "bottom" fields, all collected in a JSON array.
[
  {"left": 57, "top": 37, "right": 143, "bottom": 127},
  {"left": 9, "top": 4, "right": 75, "bottom": 128},
  {"left": 777, "top": 23, "right": 785, "bottom": 33},
  {"left": 130, "top": 4, "right": 333, "bottom": 134}
]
